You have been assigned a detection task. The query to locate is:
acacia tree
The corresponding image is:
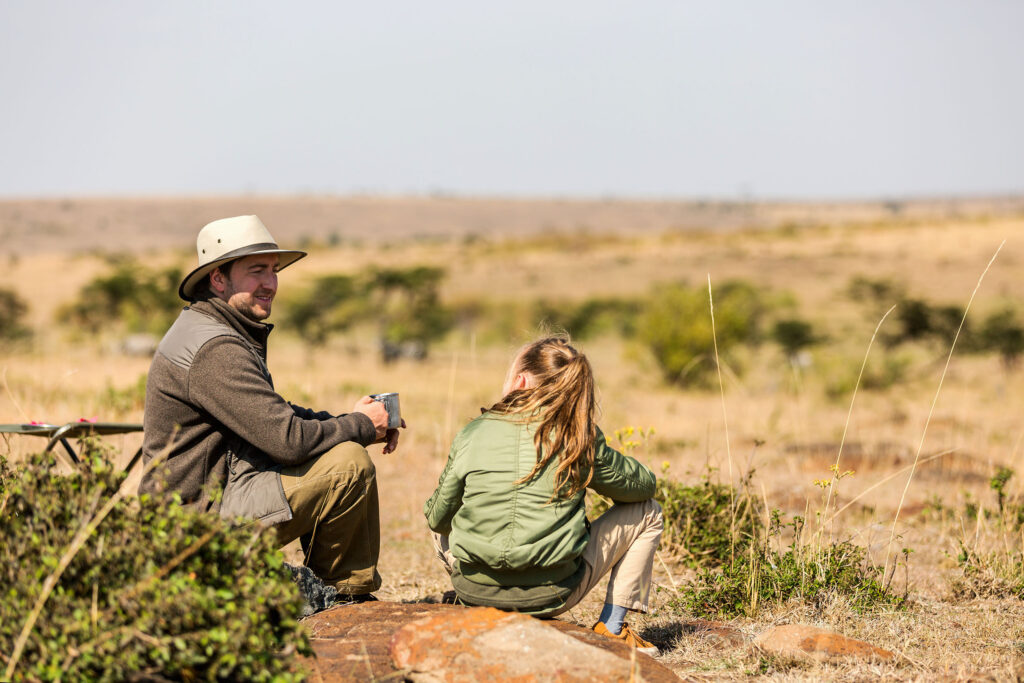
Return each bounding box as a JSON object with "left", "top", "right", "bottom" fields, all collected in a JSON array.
[
  {"left": 367, "top": 266, "right": 453, "bottom": 363},
  {"left": 282, "top": 274, "right": 365, "bottom": 346},
  {"left": 58, "top": 259, "right": 182, "bottom": 335},
  {"left": 281, "top": 266, "right": 454, "bottom": 363}
]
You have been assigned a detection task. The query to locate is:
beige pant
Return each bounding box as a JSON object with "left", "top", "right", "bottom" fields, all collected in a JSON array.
[
  {"left": 273, "top": 442, "right": 382, "bottom": 595},
  {"left": 434, "top": 498, "right": 663, "bottom": 615}
]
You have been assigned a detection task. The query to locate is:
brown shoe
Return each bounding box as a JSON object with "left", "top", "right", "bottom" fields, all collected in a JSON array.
[{"left": 592, "top": 621, "right": 659, "bottom": 656}]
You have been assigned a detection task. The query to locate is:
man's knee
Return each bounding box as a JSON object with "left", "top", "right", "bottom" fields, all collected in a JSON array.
[{"left": 325, "top": 441, "right": 375, "bottom": 481}]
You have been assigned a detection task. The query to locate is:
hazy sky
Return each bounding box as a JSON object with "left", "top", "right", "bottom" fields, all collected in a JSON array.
[{"left": 2, "top": 1, "right": 1022, "bottom": 199}]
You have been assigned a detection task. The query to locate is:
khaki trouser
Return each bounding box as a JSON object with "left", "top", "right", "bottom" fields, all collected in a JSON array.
[
  {"left": 273, "top": 442, "right": 382, "bottom": 595},
  {"left": 434, "top": 498, "right": 663, "bottom": 615}
]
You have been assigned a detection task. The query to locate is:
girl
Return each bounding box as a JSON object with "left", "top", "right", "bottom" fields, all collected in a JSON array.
[{"left": 424, "top": 336, "right": 664, "bottom": 654}]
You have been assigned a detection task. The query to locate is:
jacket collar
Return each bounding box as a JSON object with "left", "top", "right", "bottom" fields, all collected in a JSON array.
[{"left": 189, "top": 297, "right": 273, "bottom": 357}]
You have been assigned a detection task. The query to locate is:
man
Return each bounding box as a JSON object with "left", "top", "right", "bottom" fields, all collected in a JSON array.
[{"left": 140, "top": 215, "right": 400, "bottom": 600}]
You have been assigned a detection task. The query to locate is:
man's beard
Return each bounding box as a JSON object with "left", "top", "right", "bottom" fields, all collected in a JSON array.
[{"left": 224, "top": 283, "right": 272, "bottom": 322}]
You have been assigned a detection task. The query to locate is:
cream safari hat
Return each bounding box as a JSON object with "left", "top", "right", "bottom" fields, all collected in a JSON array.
[{"left": 178, "top": 215, "right": 307, "bottom": 302}]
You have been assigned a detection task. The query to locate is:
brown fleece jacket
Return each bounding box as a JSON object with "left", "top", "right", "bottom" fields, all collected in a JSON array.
[{"left": 139, "top": 297, "right": 376, "bottom": 515}]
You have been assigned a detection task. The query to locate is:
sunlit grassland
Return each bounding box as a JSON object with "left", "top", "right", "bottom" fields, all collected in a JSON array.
[{"left": 2, "top": 208, "right": 1024, "bottom": 679}]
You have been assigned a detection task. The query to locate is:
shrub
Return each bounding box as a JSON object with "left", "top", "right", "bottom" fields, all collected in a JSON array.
[
  {"left": 979, "top": 307, "right": 1024, "bottom": 368},
  {"left": 639, "top": 280, "right": 765, "bottom": 387},
  {"left": 771, "top": 318, "right": 819, "bottom": 360},
  {"left": 367, "top": 266, "right": 453, "bottom": 362},
  {"left": 673, "top": 514, "right": 903, "bottom": 618},
  {"left": 878, "top": 298, "right": 971, "bottom": 348},
  {"left": 846, "top": 275, "right": 906, "bottom": 312},
  {"left": 653, "top": 471, "right": 760, "bottom": 568},
  {"left": 0, "top": 446, "right": 311, "bottom": 681},
  {"left": 281, "top": 266, "right": 454, "bottom": 361},
  {"left": 533, "top": 297, "right": 641, "bottom": 339},
  {"left": 0, "top": 287, "right": 31, "bottom": 342},
  {"left": 281, "top": 274, "right": 365, "bottom": 346},
  {"left": 591, "top": 463, "right": 760, "bottom": 569},
  {"left": 58, "top": 259, "right": 183, "bottom": 336},
  {"left": 891, "top": 298, "right": 934, "bottom": 343}
]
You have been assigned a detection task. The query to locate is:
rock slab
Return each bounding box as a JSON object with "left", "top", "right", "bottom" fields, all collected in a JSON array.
[
  {"left": 755, "top": 624, "right": 895, "bottom": 662},
  {"left": 392, "top": 606, "right": 647, "bottom": 682},
  {"left": 677, "top": 619, "right": 749, "bottom": 648},
  {"left": 301, "top": 601, "right": 682, "bottom": 682}
]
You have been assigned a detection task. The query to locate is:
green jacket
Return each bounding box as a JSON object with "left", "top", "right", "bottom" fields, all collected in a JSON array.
[{"left": 424, "top": 411, "right": 655, "bottom": 613}]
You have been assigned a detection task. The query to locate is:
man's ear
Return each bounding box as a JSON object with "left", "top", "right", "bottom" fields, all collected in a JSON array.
[{"left": 209, "top": 267, "right": 227, "bottom": 295}]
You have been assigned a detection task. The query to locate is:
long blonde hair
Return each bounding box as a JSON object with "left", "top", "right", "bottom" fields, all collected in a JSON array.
[{"left": 489, "top": 336, "right": 597, "bottom": 498}]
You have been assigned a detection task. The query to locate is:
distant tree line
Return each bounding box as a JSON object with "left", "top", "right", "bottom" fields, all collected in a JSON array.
[{"left": 11, "top": 264, "right": 1024, "bottom": 386}]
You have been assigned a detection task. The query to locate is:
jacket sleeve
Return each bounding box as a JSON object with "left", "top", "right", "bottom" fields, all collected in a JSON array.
[
  {"left": 290, "top": 403, "right": 335, "bottom": 421},
  {"left": 187, "top": 336, "right": 377, "bottom": 465},
  {"left": 588, "top": 428, "right": 656, "bottom": 502},
  {"left": 423, "top": 435, "right": 466, "bottom": 535}
]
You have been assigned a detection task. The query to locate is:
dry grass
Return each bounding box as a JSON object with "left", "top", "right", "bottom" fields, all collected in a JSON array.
[{"left": 2, "top": 197, "right": 1024, "bottom": 680}]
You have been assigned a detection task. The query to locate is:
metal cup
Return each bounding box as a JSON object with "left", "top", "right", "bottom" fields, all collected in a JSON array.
[{"left": 369, "top": 392, "right": 402, "bottom": 429}]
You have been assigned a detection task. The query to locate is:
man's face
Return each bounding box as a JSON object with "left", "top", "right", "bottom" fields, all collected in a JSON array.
[{"left": 211, "top": 253, "right": 280, "bottom": 321}]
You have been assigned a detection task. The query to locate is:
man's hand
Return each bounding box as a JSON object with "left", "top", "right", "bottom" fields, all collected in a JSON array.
[
  {"left": 353, "top": 396, "right": 389, "bottom": 441},
  {"left": 382, "top": 419, "right": 406, "bottom": 455}
]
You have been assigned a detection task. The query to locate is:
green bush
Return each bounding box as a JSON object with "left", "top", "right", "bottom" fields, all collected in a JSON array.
[
  {"left": 979, "top": 307, "right": 1024, "bottom": 368},
  {"left": 58, "top": 259, "right": 183, "bottom": 335},
  {"left": 281, "top": 266, "right": 453, "bottom": 361},
  {"left": 0, "top": 287, "right": 31, "bottom": 342},
  {"left": 771, "top": 318, "right": 819, "bottom": 360},
  {"left": 654, "top": 473, "right": 760, "bottom": 568},
  {"left": 368, "top": 266, "right": 453, "bottom": 360},
  {"left": 282, "top": 274, "right": 365, "bottom": 346},
  {"left": 591, "top": 466, "right": 760, "bottom": 569},
  {"left": 846, "top": 275, "right": 905, "bottom": 313},
  {"left": 639, "top": 280, "right": 765, "bottom": 387},
  {"left": 673, "top": 514, "right": 903, "bottom": 618},
  {"left": 0, "top": 447, "right": 311, "bottom": 681},
  {"left": 533, "top": 297, "right": 641, "bottom": 339},
  {"left": 882, "top": 298, "right": 970, "bottom": 349}
]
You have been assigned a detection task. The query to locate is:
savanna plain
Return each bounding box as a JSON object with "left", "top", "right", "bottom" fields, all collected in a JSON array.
[{"left": 2, "top": 196, "right": 1024, "bottom": 680}]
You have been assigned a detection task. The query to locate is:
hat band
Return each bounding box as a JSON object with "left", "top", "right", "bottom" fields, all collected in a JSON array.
[{"left": 203, "top": 242, "right": 279, "bottom": 265}]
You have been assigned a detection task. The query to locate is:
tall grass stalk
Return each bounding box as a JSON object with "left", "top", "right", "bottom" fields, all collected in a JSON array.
[
  {"left": 708, "top": 274, "right": 737, "bottom": 563},
  {"left": 884, "top": 240, "right": 1006, "bottom": 582},
  {"left": 822, "top": 304, "right": 897, "bottom": 542}
]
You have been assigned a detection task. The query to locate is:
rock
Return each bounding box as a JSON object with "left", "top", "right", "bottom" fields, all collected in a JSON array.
[
  {"left": 754, "top": 624, "right": 894, "bottom": 662},
  {"left": 300, "top": 601, "right": 682, "bottom": 683},
  {"left": 391, "top": 606, "right": 646, "bottom": 682},
  {"left": 611, "top": 619, "right": 747, "bottom": 652},
  {"left": 678, "top": 619, "right": 749, "bottom": 648}
]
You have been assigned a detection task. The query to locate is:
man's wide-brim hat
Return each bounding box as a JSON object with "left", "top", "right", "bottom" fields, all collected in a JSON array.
[{"left": 179, "top": 215, "right": 307, "bottom": 302}]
